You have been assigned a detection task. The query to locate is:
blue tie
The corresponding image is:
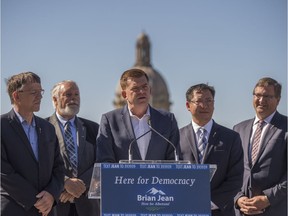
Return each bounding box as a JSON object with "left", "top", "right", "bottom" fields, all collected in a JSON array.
[
  {"left": 64, "top": 122, "right": 78, "bottom": 177},
  {"left": 198, "top": 128, "right": 207, "bottom": 163}
]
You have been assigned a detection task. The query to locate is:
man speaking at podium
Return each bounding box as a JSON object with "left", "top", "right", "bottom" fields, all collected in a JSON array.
[{"left": 96, "top": 68, "right": 180, "bottom": 163}]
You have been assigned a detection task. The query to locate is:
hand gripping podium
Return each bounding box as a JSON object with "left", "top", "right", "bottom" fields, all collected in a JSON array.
[{"left": 89, "top": 160, "right": 217, "bottom": 216}]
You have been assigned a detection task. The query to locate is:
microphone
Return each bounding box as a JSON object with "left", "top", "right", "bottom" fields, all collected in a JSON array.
[
  {"left": 147, "top": 118, "right": 179, "bottom": 161},
  {"left": 128, "top": 129, "right": 151, "bottom": 162}
]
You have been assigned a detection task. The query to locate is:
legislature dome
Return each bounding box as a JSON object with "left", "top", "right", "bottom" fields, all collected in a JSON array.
[{"left": 113, "top": 32, "right": 172, "bottom": 111}]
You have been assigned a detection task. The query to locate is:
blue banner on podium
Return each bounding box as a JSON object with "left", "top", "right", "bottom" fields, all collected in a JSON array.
[{"left": 101, "top": 163, "right": 211, "bottom": 216}]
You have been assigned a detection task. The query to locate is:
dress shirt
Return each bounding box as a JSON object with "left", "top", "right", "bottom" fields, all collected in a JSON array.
[
  {"left": 129, "top": 108, "right": 151, "bottom": 160},
  {"left": 191, "top": 119, "right": 218, "bottom": 210},
  {"left": 56, "top": 113, "right": 79, "bottom": 158},
  {"left": 249, "top": 112, "right": 274, "bottom": 163},
  {"left": 14, "top": 109, "right": 38, "bottom": 160},
  {"left": 191, "top": 119, "right": 213, "bottom": 145}
]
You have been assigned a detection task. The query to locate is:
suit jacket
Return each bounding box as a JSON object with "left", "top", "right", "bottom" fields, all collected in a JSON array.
[
  {"left": 1, "top": 109, "right": 64, "bottom": 216},
  {"left": 96, "top": 105, "right": 180, "bottom": 162},
  {"left": 180, "top": 121, "right": 244, "bottom": 216},
  {"left": 233, "top": 111, "right": 287, "bottom": 216},
  {"left": 47, "top": 113, "right": 100, "bottom": 216}
]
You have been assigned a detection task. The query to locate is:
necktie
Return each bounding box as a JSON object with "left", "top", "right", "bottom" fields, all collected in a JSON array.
[
  {"left": 64, "top": 122, "right": 78, "bottom": 177},
  {"left": 251, "top": 120, "right": 265, "bottom": 165},
  {"left": 198, "top": 128, "right": 207, "bottom": 163}
]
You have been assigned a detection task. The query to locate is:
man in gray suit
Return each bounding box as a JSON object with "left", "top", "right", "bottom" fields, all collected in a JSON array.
[
  {"left": 1, "top": 72, "right": 64, "bottom": 216},
  {"left": 47, "top": 80, "right": 100, "bottom": 216},
  {"left": 96, "top": 68, "right": 180, "bottom": 162},
  {"left": 234, "top": 77, "right": 287, "bottom": 215},
  {"left": 179, "top": 83, "right": 243, "bottom": 216}
]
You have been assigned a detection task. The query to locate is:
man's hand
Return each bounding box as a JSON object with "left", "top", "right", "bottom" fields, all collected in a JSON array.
[
  {"left": 34, "top": 191, "right": 54, "bottom": 216},
  {"left": 237, "top": 195, "right": 270, "bottom": 215},
  {"left": 59, "top": 190, "right": 75, "bottom": 203},
  {"left": 64, "top": 178, "right": 86, "bottom": 198}
]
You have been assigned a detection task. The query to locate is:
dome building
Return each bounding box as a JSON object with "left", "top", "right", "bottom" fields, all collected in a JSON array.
[{"left": 113, "top": 32, "right": 172, "bottom": 111}]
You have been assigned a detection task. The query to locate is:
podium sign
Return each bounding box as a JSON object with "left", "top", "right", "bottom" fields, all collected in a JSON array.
[{"left": 100, "top": 163, "right": 211, "bottom": 216}]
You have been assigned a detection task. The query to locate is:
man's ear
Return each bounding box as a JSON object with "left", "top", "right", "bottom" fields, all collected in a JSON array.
[
  {"left": 52, "top": 96, "right": 58, "bottom": 107},
  {"left": 186, "top": 101, "right": 191, "bottom": 111},
  {"left": 121, "top": 90, "right": 127, "bottom": 99},
  {"left": 12, "top": 91, "right": 20, "bottom": 102}
]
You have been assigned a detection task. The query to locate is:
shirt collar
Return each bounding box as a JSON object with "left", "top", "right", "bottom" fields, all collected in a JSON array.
[
  {"left": 56, "top": 112, "right": 76, "bottom": 127},
  {"left": 13, "top": 108, "right": 36, "bottom": 126},
  {"left": 191, "top": 119, "right": 213, "bottom": 134},
  {"left": 128, "top": 106, "right": 151, "bottom": 120},
  {"left": 253, "top": 111, "right": 275, "bottom": 126}
]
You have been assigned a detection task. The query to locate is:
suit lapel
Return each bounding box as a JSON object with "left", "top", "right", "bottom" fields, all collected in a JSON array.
[
  {"left": 48, "top": 114, "right": 68, "bottom": 159},
  {"left": 185, "top": 124, "right": 199, "bottom": 163},
  {"left": 255, "top": 124, "right": 276, "bottom": 164},
  {"left": 203, "top": 126, "right": 217, "bottom": 163},
  {"left": 9, "top": 110, "right": 38, "bottom": 161},
  {"left": 122, "top": 106, "right": 142, "bottom": 159},
  {"left": 242, "top": 120, "right": 254, "bottom": 167},
  {"left": 35, "top": 117, "right": 44, "bottom": 163},
  {"left": 253, "top": 113, "right": 280, "bottom": 165},
  {"left": 146, "top": 108, "right": 157, "bottom": 159},
  {"left": 145, "top": 107, "right": 169, "bottom": 160},
  {"left": 75, "top": 117, "right": 86, "bottom": 166}
]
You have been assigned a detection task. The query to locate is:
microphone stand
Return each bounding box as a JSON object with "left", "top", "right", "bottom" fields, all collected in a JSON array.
[
  {"left": 128, "top": 129, "right": 152, "bottom": 162},
  {"left": 147, "top": 120, "right": 179, "bottom": 162}
]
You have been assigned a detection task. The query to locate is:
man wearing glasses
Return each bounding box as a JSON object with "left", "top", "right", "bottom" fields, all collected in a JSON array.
[
  {"left": 234, "top": 77, "right": 287, "bottom": 216},
  {"left": 1, "top": 71, "right": 64, "bottom": 216},
  {"left": 179, "top": 83, "right": 244, "bottom": 216}
]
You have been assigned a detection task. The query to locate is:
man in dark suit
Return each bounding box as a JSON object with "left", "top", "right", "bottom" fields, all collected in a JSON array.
[
  {"left": 47, "top": 80, "right": 100, "bottom": 216},
  {"left": 233, "top": 77, "right": 287, "bottom": 216},
  {"left": 179, "top": 83, "right": 243, "bottom": 216},
  {"left": 1, "top": 71, "right": 64, "bottom": 216},
  {"left": 96, "top": 68, "right": 180, "bottom": 162}
]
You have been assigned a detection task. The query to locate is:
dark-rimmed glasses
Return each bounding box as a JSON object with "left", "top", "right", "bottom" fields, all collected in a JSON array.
[
  {"left": 18, "top": 89, "right": 45, "bottom": 96},
  {"left": 253, "top": 94, "right": 275, "bottom": 100},
  {"left": 190, "top": 99, "right": 214, "bottom": 106}
]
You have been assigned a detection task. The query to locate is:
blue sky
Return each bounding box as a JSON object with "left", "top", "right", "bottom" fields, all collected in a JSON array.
[{"left": 1, "top": 0, "right": 287, "bottom": 128}]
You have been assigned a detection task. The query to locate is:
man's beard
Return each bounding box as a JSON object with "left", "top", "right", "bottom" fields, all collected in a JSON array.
[{"left": 60, "top": 105, "right": 79, "bottom": 116}]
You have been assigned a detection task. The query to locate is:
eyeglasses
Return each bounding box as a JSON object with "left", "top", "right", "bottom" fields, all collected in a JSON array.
[
  {"left": 253, "top": 94, "right": 275, "bottom": 100},
  {"left": 18, "top": 89, "right": 45, "bottom": 96},
  {"left": 190, "top": 99, "right": 214, "bottom": 106}
]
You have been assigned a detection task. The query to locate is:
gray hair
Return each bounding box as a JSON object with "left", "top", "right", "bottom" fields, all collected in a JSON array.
[{"left": 51, "top": 80, "right": 78, "bottom": 108}]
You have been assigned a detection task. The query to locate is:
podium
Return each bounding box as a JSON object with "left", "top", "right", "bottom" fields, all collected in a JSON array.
[{"left": 89, "top": 161, "right": 217, "bottom": 216}]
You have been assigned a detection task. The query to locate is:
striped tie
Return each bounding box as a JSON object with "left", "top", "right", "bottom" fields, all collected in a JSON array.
[
  {"left": 198, "top": 128, "right": 207, "bottom": 163},
  {"left": 251, "top": 120, "right": 265, "bottom": 165},
  {"left": 64, "top": 122, "right": 78, "bottom": 177}
]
